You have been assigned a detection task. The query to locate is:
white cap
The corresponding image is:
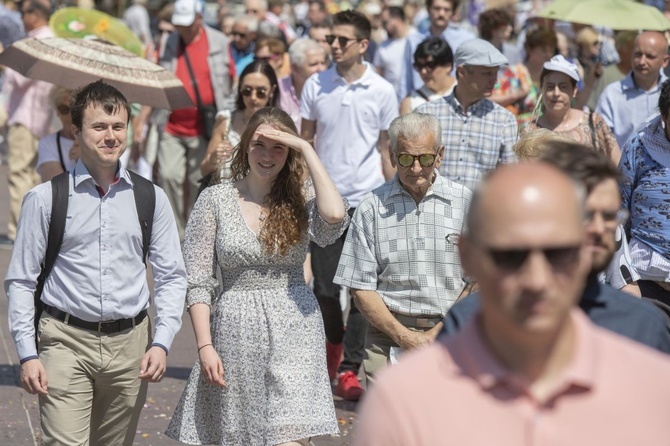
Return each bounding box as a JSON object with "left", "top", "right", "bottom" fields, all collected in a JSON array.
[
  {"left": 543, "top": 55, "right": 580, "bottom": 82},
  {"left": 172, "top": 0, "right": 203, "bottom": 27}
]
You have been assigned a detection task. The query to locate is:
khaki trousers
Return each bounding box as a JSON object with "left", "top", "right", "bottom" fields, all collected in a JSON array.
[
  {"left": 157, "top": 132, "right": 205, "bottom": 240},
  {"left": 7, "top": 124, "right": 40, "bottom": 239},
  {"left": 37, "top": 314, "right": 151, "bottom": 446},
  {"left": 363, "top": 324, "right": 432, "bottom": 387}
]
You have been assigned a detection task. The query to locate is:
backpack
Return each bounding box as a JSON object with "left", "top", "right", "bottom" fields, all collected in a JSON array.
[{"left": 33, "top": 170, "right": 156, "bottom": 345}]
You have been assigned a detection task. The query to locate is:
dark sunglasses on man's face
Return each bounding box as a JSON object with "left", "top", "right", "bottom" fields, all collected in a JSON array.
[
  {"left": 325, "top": 34, "right": 359, "bottom": 48},
  {"left": 241, "top": 86, "right": 268, "bottom": 99},
  {"left": 484, "top": 245, "right": 581, "bottom": 272},
  {"left": 232, "top": 31, "right": 247, "bottom": 38},
  {"left": 397, "top": 153, "right": 437, "bottom": 168}
]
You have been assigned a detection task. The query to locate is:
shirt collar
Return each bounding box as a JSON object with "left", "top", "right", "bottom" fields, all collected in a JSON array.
[
  {"left": 441, "top": 309, "right": 596, "bottom": 397},
  {"left": 446, "top": 90, "right": 487, "bottom": 115},
  {"left": 331, "top": 62, "right": 375, "bottom": 87},
  {"left": 73, "top": 159, "right": 131, "bottom": 191},
  {"left": 383, "top": 171, "right": 452, "bottom": 203},
  {"left": 623, "top": 71, "right": 668, "bottom": 92}
]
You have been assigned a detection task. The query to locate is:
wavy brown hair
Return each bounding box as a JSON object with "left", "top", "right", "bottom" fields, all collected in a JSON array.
[{"left": 229, "top": 107, "right": 308, "bottom": 256}]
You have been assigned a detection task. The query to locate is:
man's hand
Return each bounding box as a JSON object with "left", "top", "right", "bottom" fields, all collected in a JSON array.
[
  {"left": 139, "top": 346, "right": 167, "bottom": 382},
  {"left": 21, "top": 359, "right": 48, "bottom": 395},
  {"left": 396, "top": 323, "right": 443, "bottom": 350}
]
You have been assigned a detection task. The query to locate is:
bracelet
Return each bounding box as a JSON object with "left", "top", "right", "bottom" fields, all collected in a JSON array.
[{"left": 197, "top": 343, "right": 213, "bottom": 353}]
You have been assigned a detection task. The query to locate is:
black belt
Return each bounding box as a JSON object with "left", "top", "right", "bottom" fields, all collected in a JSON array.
[{"left": 43, "top": 304, "right": 147, "bottom": 334}]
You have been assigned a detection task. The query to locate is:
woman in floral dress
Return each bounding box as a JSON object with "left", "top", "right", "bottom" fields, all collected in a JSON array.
[{"left": 166, "top": 107, "right": 348, "bottom": 445}]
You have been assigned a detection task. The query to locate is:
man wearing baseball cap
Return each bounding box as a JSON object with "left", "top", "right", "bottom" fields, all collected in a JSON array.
[
  {"left": 135, "top": 0, "right": 235, "bottom": 240},
  {"left": 416, "top": 38, "right": 518, "bottom": 192}
]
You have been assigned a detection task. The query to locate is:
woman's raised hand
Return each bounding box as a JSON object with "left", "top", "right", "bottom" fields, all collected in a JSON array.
[{"left": 256, "top": 128, "right": 311, "bottom": 153}]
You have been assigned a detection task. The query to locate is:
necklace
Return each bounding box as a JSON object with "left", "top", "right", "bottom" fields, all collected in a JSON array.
[{"left": 257, "top": 204, "right": 266, "bottom": 224}]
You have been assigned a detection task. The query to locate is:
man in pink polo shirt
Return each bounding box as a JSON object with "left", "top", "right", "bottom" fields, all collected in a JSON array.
[{"left": 354, "top": 163, "right": 670, "bottom": 445}]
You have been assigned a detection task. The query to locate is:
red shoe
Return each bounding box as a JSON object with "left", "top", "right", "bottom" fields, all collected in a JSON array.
[
  {"left": 326, "top": 341, "right": 343, "bottom": 381},
  {"left": 336, "top": 371, "right": 364, "bottom": 401}
]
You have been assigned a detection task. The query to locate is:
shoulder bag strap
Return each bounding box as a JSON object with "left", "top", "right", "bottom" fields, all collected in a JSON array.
[
  {"left": 34, "top": 171, "right": 70, "bottom": 346},
  {"left": 181, "top": 39, "right": 204, "bottom": 111},
  {"left": 55, "top": 131, "right": 66, "bottom": 172},
  {"left": 589, "top": 112, "right": 598, "bottom": 151},
  {"left": 128, "top": 171, "right": 156, "bottom": 265}
]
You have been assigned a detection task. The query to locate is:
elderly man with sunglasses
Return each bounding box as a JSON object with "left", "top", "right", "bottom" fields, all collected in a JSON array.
[
  {"left": 334, "top": 112, "right": 472, "bottom": 385},
  {"left": 442, "top": 142, "right": 670, "bottom": 354},
  {"left": 354, "top": 161, "right": 670, "bottom": 446}
]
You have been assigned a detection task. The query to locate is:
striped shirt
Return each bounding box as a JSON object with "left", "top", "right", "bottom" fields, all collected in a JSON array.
[
  {"left": 334, "top": 173, "right": 471, "bottom": 317},
  {"left": 415, "top": 93, "right": 518, "bottom": 192}
]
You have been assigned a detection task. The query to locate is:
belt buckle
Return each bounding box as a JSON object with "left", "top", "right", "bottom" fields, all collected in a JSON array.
[
  {"left": 416, "top": 318, "right": 433, "bottom": 329},
  {"left": 98, "top": 321, "right": 116, "bottom": 333}
]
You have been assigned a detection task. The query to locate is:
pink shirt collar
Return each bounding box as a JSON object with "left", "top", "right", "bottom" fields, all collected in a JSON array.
[{"left": 441, "top": 309, "right": 597, "bottom": 399}]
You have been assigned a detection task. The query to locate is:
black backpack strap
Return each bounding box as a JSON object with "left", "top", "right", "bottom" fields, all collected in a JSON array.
[
  {"left": 128, "top": 171, "right": 155, "bottom": 264},
  {"left": 55, "top": 131, "right": 66, "bottom": 172},
  {"left": 34, "top": 171, "right": 70, "bottom": 345}
]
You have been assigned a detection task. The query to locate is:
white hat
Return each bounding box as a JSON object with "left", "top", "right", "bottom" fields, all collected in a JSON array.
[
  {"left": 543, "top": 55, "right": 580, "bottom": 82},
  {"left": 172, "top": 0, "right": 203, "bottom": 27},
  {"left": 454, "top": 39, "right": 508, "bottom": 68}
]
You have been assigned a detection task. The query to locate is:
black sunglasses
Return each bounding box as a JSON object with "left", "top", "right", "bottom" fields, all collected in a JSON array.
[
  {"left": 413, "top": 60, "right": 442, "bottom": 72},
  {"left": 397, "top": 153, "right": 437, "bottom": 168},
  {"left": 325, "top": 34, "right": 360, "bottom": 48},
  {"left": 231, "top": 31, "right": 247, "bottom": 37},
  {"left": 483, "top": 244, "right": 581, "bottom": 271},
  {"left": 57, "top": 104, "right": 71, "bottom": 115},
  {"left": 241, "top": 86, "right": 269, "bottom": 99}
]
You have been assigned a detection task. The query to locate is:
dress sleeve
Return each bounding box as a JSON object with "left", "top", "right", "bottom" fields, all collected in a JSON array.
[
  {"left": 593, "top": 112, "right": 620, "bottom": 158},
  {"left": 182, "top": 187, "right": 221, "bottom": 308},
  {"left": 303, "top": 179, "right": 351, "bottom": 247}
]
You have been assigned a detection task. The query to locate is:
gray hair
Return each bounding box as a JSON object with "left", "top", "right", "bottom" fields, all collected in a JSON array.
[
  {"left": 49, "top": 86, "right": 72, "bottom": 107},
  {"left": 288, "top": 38, "right": 325, "bottom": 66},
  {"left": 235, "top": 14, "right": 260, "bottom": 33},
  {"left": 388, "top": 113, "right": 442, "bottom": 157}
]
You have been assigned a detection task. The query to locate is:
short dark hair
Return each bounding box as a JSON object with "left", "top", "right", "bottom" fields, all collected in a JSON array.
[
  {"left": 386, "top": 6, "right": 405, "bottom": 22},
  {"left": 308, "top": 0, "right": 326, "bottom": 12},
  {"left": 524, "top": 26, "right": 558, "bottom": 52},
  {"left": 235, "top": 59, "right": 280, "bottom": 111},
  {"left": 332, "top": 10, "right": 371, "bottom": 41},
  {"left": 478, "top": 8, "right": 514, "bottom": 42},
  {"left": 659, "top": 79, "right": 670, "bottom": 118},
  {"left": 70, "top": 80, "right": 131, "bottom": 130},
  {"left": 414, "top": 37, "right": 453, "bottom": 67},
  {"left": 425, "top": 0, "right": 459, "bottom": 11},
  {"left": 538, "top": 141, "right": 621, "bottom": 194},
  {"left": 23, "top": 0, "right": 52, "bottom": 20}
]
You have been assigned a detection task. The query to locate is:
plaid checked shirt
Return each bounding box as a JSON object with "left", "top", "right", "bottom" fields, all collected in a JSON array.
[
  {"left": 334, "top": 174, "right": 471, "bottom": 317},
  {"left": 415, "top": 93, "right": 518, "bottom": 192}
]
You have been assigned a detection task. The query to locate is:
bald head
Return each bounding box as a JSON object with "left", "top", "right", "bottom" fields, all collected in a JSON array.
[
  {"left": 632, "top": 31, "right": 669, "bottom": 88},
  {"left": 467, "top": 163, "right": 585, "bottom": 243}
]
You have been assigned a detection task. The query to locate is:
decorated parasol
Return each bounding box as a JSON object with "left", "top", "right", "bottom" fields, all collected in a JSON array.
[
  {"left": 49, "top": 7, "right": 145, "bottom": 57},
  {"left": 0, "top": 37, "right": 192, "bottom": 110}
]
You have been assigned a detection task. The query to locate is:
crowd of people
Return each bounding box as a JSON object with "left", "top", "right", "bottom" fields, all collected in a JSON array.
[{"left": 4, "top": 0, "right": 670, "bottom": 444}]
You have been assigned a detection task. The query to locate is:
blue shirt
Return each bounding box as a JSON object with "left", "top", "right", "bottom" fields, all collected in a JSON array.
[
  {"left": 596, "top": 71, "right": 668, "bottom": 147},
  {"left": 440, "top": 280, "right": 670, "bottom": 354},
  {"left": 5, "top": 161, "right": 187, "bottom": 360},
  {"left": 401, "top": 26, "right": 475, "bottom": 100}
]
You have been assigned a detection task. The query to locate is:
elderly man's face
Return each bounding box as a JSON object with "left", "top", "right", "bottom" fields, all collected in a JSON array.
[
  {"left": 460, "top": 165, "right": 590, "bottom": 338},
  {"left": 245, "top": 0, "right": 266, "bottom": 21},
  {"left": 632, "top": 32, "right": 669, "bottom": 85},
  {"left": 293, "top": 49, "right": 327, "bottom": 82},
  {"left": 232, "top": 23, "right": 252, "bottom": 50},
  {"left": 392, "top": 133, "right": 443, "bottom": 201}
]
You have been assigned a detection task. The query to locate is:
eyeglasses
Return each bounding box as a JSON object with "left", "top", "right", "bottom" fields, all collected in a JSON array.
[
  {"left": 325, "top": 35, "right": 360, "bottom": 48},
  {"left": 585, "top": 209, "right": 629, "bottom": 227},
  {"left": 397, "top": 153, "right": 437, "bottom": 168},
  {"left": 483, "top": 244, "right": 582, "bottom": 272},
  {"left": 20, "top": 7, "right": 33, "bottom": 16},
  {"left": 231, "top": 31, "right": 247, "bottom": 37},
  {"left": 57, "top": 104, "right": 70, "bottom": 115},
  {"left": 413, "top": 60, "right": 441, "bottom": 72},
  {"left": 241, "top": 86, "right": 269, "bottom": 99},
  {"left": 255, "top": 54, "right": 280, "bottom": 62}
]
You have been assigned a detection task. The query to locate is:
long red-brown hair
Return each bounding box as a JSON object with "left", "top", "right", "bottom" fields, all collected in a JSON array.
[{"left": 229, "top": 107, "right": 308, "bottom": 256}]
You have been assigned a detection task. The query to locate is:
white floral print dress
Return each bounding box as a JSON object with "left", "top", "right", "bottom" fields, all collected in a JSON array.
[{"left": 166, "top": 181, "right": 348, "bottom": 445}]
